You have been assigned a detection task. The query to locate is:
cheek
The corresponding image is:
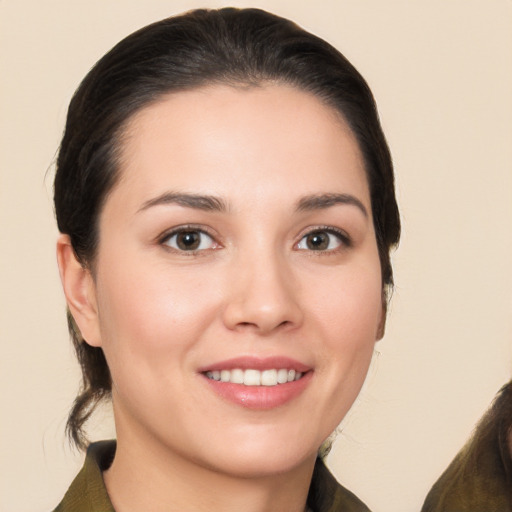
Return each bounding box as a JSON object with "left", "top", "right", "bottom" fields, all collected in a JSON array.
[
  {"left": 93, "top": 260, "right": 223, "bottom": 420},
  {"left": 311, "top": 260, "right": 383, "bottom": 346},
  {"left": 94, "top": 254, "right": 221, "bottom": 358},
  {"left": 308, "top": 258, "right": 382, "bottom": 402}
]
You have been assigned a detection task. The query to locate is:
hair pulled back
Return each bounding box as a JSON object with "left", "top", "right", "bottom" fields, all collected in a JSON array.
[{"left": 54, "top": 7, "right": 400, "bottom": 449}]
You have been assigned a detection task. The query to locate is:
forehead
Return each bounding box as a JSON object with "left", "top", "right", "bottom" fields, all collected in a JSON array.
[{"left": 113, "top": 84, "right": 369, "bottom": 210}]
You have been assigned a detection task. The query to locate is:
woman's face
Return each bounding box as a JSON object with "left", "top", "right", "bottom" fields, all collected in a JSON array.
[{"left": 80, "top": 84, "right": 383, "bottom": 476}]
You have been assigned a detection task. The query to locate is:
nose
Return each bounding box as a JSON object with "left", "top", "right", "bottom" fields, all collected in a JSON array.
[{"left": 222, "top": 251, "right": 304, "bottom": 335}]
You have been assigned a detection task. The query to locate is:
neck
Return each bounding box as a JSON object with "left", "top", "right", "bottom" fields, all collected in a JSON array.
[{"left": 104, "top": 428, "right": 316, "bottom": 512}]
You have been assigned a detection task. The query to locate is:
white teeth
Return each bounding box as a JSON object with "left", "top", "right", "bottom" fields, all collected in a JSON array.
[
  {"left": 205, "top": 368, "right": 305, "bottom": 386},
  {"left": 261, "top": 369, "right": 277, "bottom": 386},
  {"left": 277, "top": 368, "right": 288, "bottom": 384},
  {"left": 244, "top": 369, "right": 261, "bottom": 386},
  {"left": 231, "top": 368, "right": 244, "bottom": 384}
]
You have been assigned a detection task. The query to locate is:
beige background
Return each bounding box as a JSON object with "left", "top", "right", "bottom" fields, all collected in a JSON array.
[{"left": 1, "top": 1, "right": 511, "bottom": 511}]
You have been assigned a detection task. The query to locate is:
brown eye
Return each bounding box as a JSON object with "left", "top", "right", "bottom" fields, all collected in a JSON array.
[
  {"left": 163, "top": 229, "right": 216, "bottom": 251},
  {"left": 297, "top": 229, "right": 346, "bottom": 251},
  {"left": 176, "top": 231, "right": 200, "bottom": 250}
]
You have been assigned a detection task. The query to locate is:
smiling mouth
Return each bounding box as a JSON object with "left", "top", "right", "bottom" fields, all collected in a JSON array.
[{"left": 204, "top": 368, "right": 304, "bottom": 387}]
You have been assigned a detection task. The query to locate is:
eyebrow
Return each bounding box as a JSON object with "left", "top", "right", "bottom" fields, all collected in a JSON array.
[
  {"left": 138, "top": 191, "right": 367, "bottom": 217},
  {"left": 138, "top": 192, "right": 228, "bottom": 213},
  {"left": 296, "top": 193, "right": 368, "bottom": 217}
]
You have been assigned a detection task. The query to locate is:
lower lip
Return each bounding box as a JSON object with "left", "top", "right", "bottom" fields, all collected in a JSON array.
[{"left": 202, "top": 372, "right": 313, "bottom": 410}]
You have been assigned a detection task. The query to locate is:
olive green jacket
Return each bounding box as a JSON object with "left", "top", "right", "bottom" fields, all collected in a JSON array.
[
  {"left": 53, "top": 440, "right": 371, "bottom": 512},
  {"left": 422, "top": 382, "right": 512, "bottom": 512}
]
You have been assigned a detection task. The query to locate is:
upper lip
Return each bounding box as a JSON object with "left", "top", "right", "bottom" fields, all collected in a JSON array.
[{"left": 197, "top": 356, "right": 311, "bottom": 373}]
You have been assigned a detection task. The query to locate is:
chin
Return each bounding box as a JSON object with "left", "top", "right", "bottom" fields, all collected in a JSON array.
[
  {"left": 193, "top": 430, "right": 323, "bottom": 479},
  {"left": 209, "top": 452, "right": 316, "bottom": 479}
]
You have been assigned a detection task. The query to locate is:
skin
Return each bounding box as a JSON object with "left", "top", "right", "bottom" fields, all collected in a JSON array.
[{"left": 58, "top": 84, "right": 384, "bottom": 512}]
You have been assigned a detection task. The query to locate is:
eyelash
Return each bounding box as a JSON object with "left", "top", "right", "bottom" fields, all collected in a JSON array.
[
  {"left": 158, "top": 225, "right": 220, "bottom": 254},
  {"left": 157, "top": 225, "right": 351, "bottom": 254},
  {"left": 295, "top": 226, "right": 352, "bottom": 253}
]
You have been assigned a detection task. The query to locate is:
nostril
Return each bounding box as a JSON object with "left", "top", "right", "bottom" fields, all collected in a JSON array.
[
  {"left": 222, "top": 284, "right": 304, "bottom": 333},
  {"left": 235, "top": 319, "right": 292, "bottom": 331}
]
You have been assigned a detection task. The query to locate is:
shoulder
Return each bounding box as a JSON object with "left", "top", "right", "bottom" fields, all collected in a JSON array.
[
  {"left": 52, "top": 440, "right": 116, "bottom": 512},
  {"left": 308, "top": 458, "right": 372, "bottom": 512}
]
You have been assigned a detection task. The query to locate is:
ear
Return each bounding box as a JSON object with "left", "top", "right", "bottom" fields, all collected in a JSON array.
[
  {"left": 375, "top": 295, "right": 387, "bottom": 341},
  {"left": 56, "top": 234, "right": 102, "bottom": 347}
]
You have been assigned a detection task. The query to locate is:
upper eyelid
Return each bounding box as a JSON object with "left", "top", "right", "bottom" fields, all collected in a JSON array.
[
  {"left": 158, "top": 226, "right": 222, "bottom": 255},
  {"left": 155, "top": 224, "right": 351, "bottom": 248},
  {"left": 157, "top": 224, "right": 218, "bottom": 243},
  {"left": 298, "top": 225, "right": 351, "bottom": 242},
  {"left": 155, "top": 224, "right": 223, "bottom": 256}
]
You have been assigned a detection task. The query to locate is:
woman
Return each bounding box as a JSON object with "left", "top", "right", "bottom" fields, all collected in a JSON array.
[
  {"left": 422, "top": 380, "right": 512, "bottom": 511},
  {"left": 53, "top": 8, "right": 400, "bottom": 511}
]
